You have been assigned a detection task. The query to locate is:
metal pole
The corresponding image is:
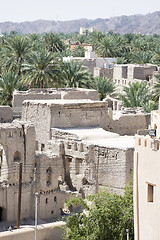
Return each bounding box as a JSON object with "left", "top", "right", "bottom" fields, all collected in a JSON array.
[
  {"left": 17, "top": 162, "right": 22, "bottom": 229},
  {"left": 126, "top": 229, "right": 129, "bottom": 240},
  {"left": 35, "top": 193, "right": 38, "bottom": 240}
]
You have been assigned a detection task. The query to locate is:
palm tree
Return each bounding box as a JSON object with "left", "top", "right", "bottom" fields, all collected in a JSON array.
[
  {"left": 77, "top": 35, "right": 85, "bottom": 44},
  {"left": 43, "top": 33, "right": 66, "bottom": 53},
  {"left": 91, "top": 31, "right": 105, "bottom": 50},
  {"left": 91, "top": 77, "right": 115, "bottom": 100},
  {"left": 72, "top": 46, "right": 85, "bottom": 57},
  {"left": 0, "top": 72, "right": 23, "bottom": 106},
  {"left": 120, "top": 81, "right": 153, "bottom": 112},
  {"left": 60, "top": 60, "right": 92, "bottom": 88},
  {"left": 152, "top": 74, "right": 160, "bottom": 102},
  {"left": 132, "top": 51, "right": 155, "bottom": 64},
  {"left": 96, "top": 36, "right": 116, "bottom": 58},
  {"left": 23, "top": 49, "right": 61, "bottom": 88},
  {"left": 0, "top": 36, "right": 32, "bottom": 75}
]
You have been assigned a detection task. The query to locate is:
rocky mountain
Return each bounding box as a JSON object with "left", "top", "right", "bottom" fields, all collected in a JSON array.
[{"left": 1, "top": 11, "right": 160, "bottom": 35}]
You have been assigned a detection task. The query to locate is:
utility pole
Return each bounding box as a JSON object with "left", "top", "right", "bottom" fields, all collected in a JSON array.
[
  {"left": 17, "top": 162, "right": 22, "bottom": 229},
  {"left": 35, "top": 192, "right": 39, "bottom": 240},
  {"left": 126, "top": 229, "right": 129, "bottom": 240}
]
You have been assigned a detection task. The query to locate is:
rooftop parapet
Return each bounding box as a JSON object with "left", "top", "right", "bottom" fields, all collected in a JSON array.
[
  {"left": 135, "top": 134, "right": 160, "bottom": 152},
  {"left": 13, "top": 88, "right": 99, "bottom": 110}
]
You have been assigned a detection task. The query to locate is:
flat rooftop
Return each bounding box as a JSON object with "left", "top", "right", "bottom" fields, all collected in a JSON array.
[
  {"left": 53, "top": 127, "right": 135, "bottom": 150},
  {"left": 14, "top": 88, "right": 97, "bottom": 94},
  {"left": 23, "top": 99, "right": 107, "bottom": 106}
]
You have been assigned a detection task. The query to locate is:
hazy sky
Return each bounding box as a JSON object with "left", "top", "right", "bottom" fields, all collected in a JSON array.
[{"left": 0, "top": 0, "right": 160, "bottom": 22}]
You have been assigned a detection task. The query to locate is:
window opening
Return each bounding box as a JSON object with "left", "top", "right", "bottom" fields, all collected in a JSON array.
[{"left": 148, "top": 184, "right": 154, "bottom": 202}]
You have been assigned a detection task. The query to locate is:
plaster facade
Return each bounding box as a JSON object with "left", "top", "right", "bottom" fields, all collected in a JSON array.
[
  {"left": 134, "top": 134, "right": 160, "bottom": 240},
  {"left": 134, "top": 100, "right": 160, "bottom": 240}
]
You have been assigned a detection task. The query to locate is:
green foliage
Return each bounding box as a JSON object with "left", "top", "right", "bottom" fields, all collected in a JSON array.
[
  {"left": 152, "top": 74, "right": 160, "bottom": 102},
  {"left": 71, "top": 46, "right": 85, "bottom": 57},
  {"left": 66, "top": 197, "right": 88, "bottom": 210},
  {"left": 43, "top": 33, "right": 66, "bottom": 53},
  {"left": 0, "top": 36, "right": 32, "bottom": 75},
  {"left": 60, "top": 60, "right": 93, "bottom": 88},
  {"left": 63, "top": 180, "right": 134, "bottom": 240},
  {"left": 96, "top": 36, "right": 116, "bottom": 58},
  {"left": 0, "top": 71, "right": 23, "bottom": 106},
  {"left": 91, "top": 77, "right": 116, "bottom": 100},
  {"left": 120, "top": 81, "right": 155, "bottom": 112},
  {"left": 23, "top": 49, "right": 61, "bottom": 88},
  {"left": 132, "top": 51, "right": 155, "bottom": 64},
  {"left": 0, "top": 31, "right": 159, "bottom": 106}
]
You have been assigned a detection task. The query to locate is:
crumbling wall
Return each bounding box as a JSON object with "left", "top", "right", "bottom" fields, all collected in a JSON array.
[
  {"left": 22, "top": 101, "right": 51, "bottom": 149},
  {"left": 110, "top": 113, "right": 151, "bottom": 135},
  {"left": 13, "top": 88, "right": 99, "bottom": 112},
  {"left": 62, "top": 89, "right": 99, "bottom": 100},
  {"left": 50, "top": 101, "right": 110, "bottom": 128},
  {"left": 13, "top": 90, "right": 61, "bottom": 109},
  {"left": 50, "top": 128, "right": 134, "bottom": 196},
  {"left": 22, "top": 100, "right": 111, "bottom": 145},
  {"left": 0, "top": 121, "right": 36, "bottom": 222}
]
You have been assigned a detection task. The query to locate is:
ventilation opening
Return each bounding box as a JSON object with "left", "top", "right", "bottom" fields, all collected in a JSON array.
[
  {"left": 41, "top": 144, "right": 45, "bottom": 151},
  {"left": 138, "top": 138, "right": 141, "bottom": 146},
  {"left": 148, "top": 184, "right": 154, "bottom": 202},
  {"left": 145, "top": 140, "right": 147, "bottom": 147},
  {"left": 35, "top": 141, "right": 38, "bottom": 151},
  {"left": 14, "top": 151, "right": 21, "bottom": 162},
  {"left": 46, "top": 167, "right": 52, "bottom": 186},
  {"left": 9, "top": 132, "right": 13, "bottom": 138}
]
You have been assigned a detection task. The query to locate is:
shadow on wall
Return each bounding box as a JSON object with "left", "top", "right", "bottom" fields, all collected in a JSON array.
[{"left": 0, "top": 207, "right": 3, "bottom": 221}]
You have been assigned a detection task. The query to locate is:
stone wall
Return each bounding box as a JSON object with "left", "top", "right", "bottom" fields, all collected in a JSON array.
[
  {"left": 0, "top": 120, "right": 77, "bottom": 223},
  {"left": 113, "top": 64, "right": 158, "bottom": 82},
  {"left": 0, "top": 121, "right": 36, "bottom": 222},
  {"left": 50, "top": 128, "right": 134, "bottom": 195},
  {"left": 0, "top": 97, "right": 151, "bottom": 225},
  {"left": 13, "top": 88, "right": 99, "bottom": 111},
  {"left": 0, "top": 106, "right": 13, "bottom": 123},
  {"left": 110, "top": 113, "right": 151, "bottom": 135},
  {"left": 22, "top": 100, "right": 111, "bottom": 146}
]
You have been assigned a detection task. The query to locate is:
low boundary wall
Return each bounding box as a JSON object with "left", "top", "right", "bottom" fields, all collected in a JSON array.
[{"left": 0, "top": 221, "right": 65, "bottom": 240}]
